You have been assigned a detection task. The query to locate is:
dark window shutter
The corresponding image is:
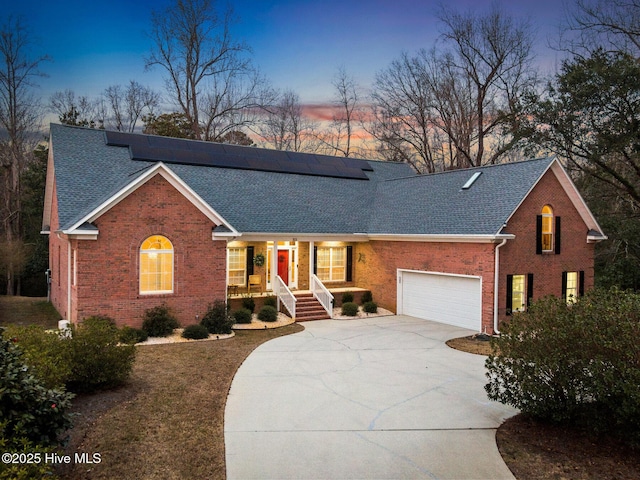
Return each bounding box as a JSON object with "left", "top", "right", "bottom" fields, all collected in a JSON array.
[
  {"left": 536, "top": 215, "right": 543, "bottom": 254},
  {"left": 527, "top": 273, "right": 534, "bottom": 308},
  {"left": 246, "top": 246, "right": 254, "bottom": 277},
  {"left": 561, "top": 271, "right": 568, "bottom": 299},
  {"left": 506, "top": 275, "right": 513, "bottom": 316},
  {"left": 313, "top": 246, "right": 317, "bottom": 275},
  {"left": 579, "top": 271, "right": 585, "bottom": 297},
  {"left": 346, "top": 246, "right": 353, "bottom": 282},
  {"left": 555, "top": 216, "right": 562, "bottom": 254}
]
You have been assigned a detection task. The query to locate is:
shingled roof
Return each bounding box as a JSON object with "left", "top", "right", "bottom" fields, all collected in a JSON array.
[{"left": 45, "top": 124, "right": 600, "bottom": 239}]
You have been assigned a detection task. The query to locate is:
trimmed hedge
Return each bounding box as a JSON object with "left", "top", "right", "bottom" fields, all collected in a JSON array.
[
  {"left": 142, "top": 304, "right": 180, "bottom": 337},
  {"left": 341, "top": 302, "right": 359, "bottom": 316},
  {"left": 241, "top": 296, "right": 256, "bottom": 313},
  {"left": 361, "top": 291, "right": 373, "bottom": 304},
  {"left": 182, "top": 324, "right": 210, "bottom": 340},
  {"left": 485, "top": 287, "right": 640, "bottom": 443},
  {"left": 258, "top": 305, "right": 278, "bottom": 322},
  {"left": 233, "top": 308, "right": 253, "bottom": 324},
  {"left": 341, "top": 292, "right": 354, "bottom": 304},
  {"left": 363, "top": 301, "right": 378, "bottom": 313},
  {"left": 201, "top": 300, "right": 234, "bottom": 334},
  {"left": 263, "top": 296, "right": 277, "bottom": 308}
]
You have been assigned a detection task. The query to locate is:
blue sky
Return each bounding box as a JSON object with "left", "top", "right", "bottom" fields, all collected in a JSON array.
[{"left": 6, "top": 0, "right": 569, "bottom": 109}]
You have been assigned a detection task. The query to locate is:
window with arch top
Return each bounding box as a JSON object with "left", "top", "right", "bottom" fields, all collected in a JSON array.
[
  {"left": 140, "top": 235, "right": 174, "bottom": 294},
  {"left": 541, "top": 205, "right": 553, "bottom": 252},
  {"left": 536, "top": 205, "right": 561, "bottom": 255}
]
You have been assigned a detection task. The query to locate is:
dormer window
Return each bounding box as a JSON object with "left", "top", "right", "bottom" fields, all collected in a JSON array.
[{"left": 537, "top": 205, "right": 561, "bottom": 255}]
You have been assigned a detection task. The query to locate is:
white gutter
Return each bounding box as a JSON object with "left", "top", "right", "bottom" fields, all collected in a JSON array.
[{"left": 493, "top": 238, "right": 508, "bottom": 335}]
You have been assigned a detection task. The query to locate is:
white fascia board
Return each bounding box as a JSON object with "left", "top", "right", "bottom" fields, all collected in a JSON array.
[
  {"left": 549, "top": 160, "right": 605, "bottom": 235},
  {"left": 233, "top": 233, "right": 373, "bottom": 242},
  {"left": 501, "top": 157, "right": 605, "bottom": 237},
  {"left": 66, "top": 162, "right": 239, "bottom": 236},
  {"left": 61, "top": 230, "right": 99, "bottom": 240},
  {"left": 366, "top": 233, "right": 515, "bottom": 243}
]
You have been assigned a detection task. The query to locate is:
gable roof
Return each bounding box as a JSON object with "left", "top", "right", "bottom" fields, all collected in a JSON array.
[{"left": 44, "top": 124, "right": 605, "bottom": 241}]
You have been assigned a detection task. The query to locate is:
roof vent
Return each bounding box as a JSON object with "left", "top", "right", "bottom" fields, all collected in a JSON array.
[{"left": 461, "top": 171, "right": 482, "bottom": 190}]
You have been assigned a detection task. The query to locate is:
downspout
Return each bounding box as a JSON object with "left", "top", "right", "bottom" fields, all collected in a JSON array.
[
  {"left": 493, "top": 238, "right": 508, "bottom": 335},
  {"left": 67, "top": 242, "right": 72, "bottom": 323}
]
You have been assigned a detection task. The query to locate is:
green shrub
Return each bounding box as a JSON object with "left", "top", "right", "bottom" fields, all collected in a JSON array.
[
  {"left": 363, "top": 301, "right": 378, "bottom": 313},
  {"left": 142, "top": 304, "right": 180, "bottom": 337},
  {"left": 119, "top": 326, "right": 148, "bottom": 345},
  {"left": 257, "top": 305, "right": 278, "bottom": 322},
  {"left": 341, "top": 292, "right": 354, "bottom": 304},
  {"left": 263, "top": 296, "right": 277, "bottom": 307},
  {"left": 67, "top": 316, "right": 136, "bottom": 393},
  {"left": 0, "top": 328, "right": 73, "bottom": 448},
  {"left": 201, "top": 300, "right": 233, "bottom": 334},
  {"left": 485, "top": 287, "right": 640, "bottom": 443},
  {"left": 341, "top": 302, "right": 359, "bottom": 316},
  {"left": 181, "top": 324, "right": 210, "bottom": 340},
  {"left": 361, "top": 291, "right": 373, "bottom": 304},
  {"left": 241, "top": 296, "right": 256, "bottom": 313},
  {"left": 0, "top": 436, "right": 58, "bottom": 479},
  {"left": 233, "top": 308, "right": 253, "bottom": 324},
  {"left": 2, "top": 325, "right": 71, "bottom": 389}
]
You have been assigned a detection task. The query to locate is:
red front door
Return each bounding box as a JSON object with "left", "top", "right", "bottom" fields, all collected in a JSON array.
[{"left": 277, "top": 250, "right": 289, "bottom": 285}]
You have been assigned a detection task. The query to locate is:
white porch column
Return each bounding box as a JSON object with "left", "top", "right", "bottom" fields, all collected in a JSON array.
[
  {"left": 270, "top": 241, "right": 278, "bottom": 288},
  {"left": 309, "top": 240, "right": 314, "bottom": 286}
]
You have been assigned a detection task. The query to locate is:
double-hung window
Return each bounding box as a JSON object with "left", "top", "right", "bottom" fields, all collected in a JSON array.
[
  {"left": 316, "top": 247, "right": 346, "bottom": 282},
  {"left": 228, "top": 248, "right": 247, "bottom": 286}
]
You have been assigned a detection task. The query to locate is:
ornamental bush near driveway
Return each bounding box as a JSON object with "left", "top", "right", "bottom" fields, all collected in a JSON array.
[{"left": 485, "top": 287, "right": 640, "bottom": 444}]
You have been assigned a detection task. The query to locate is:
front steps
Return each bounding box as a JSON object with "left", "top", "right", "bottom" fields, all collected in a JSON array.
[{"left": 294, "top": 293, "right": 331, "bottom": 321}]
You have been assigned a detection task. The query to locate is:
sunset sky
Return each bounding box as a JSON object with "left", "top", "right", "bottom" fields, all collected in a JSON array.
[{"left": 6, "top": 0, "right": 570, "bottom": 112}]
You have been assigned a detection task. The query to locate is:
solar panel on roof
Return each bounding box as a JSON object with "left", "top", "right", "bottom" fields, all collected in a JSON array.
[{"left": 104, "top": 130, "right": 372, "bottom": 180}]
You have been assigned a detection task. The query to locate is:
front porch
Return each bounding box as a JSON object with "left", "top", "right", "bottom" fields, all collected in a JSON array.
[{"left": 224, "top": 238, "right": 370, "bottom": 321}]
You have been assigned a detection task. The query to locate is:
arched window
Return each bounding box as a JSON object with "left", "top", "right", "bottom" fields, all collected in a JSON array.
[
  {"left": 140, "top": 235, "right": 173, "bottom": 294},
  {"left": 541, "top": 205, "right": 553, "bottom": 252}
]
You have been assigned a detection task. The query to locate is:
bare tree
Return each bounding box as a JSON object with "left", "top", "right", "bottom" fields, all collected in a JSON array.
[
  {"left": 103, "top": 81, "right": 161, "bottom": 132},
  {"left": 318, "top": 66, "right": 361, "bottom": 157},
  {"left": 50, "top": 89, "right": 103, "bottom": 128},
  {"left": 257, "top": 89, "right": 319, "bottom": 152},
  {"left": 563, "top": 0, "right": 640, "bottom": 56},
  {"left": 370, "top": 3, "right": 537, "bottom": 172},
  {"left": 0, "top": 16, "right": 49, "bottom": 294},
  {"left": 145, "top": 0, "right": 267, "bottom": 141}
]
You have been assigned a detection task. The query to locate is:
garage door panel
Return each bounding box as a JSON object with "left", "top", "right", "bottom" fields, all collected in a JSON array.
[{"left": 400, "top": 271, "right": 481, "bottom": 331}]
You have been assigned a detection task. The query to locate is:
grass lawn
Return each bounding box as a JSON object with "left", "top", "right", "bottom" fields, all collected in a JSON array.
[
  {"left": 57, "top": 324, "right": 304, "bottom": 479},
  {"left": 2, "top": 296, "right": 638, "bottom": 479},
  {"left": 0, "top": 295, "right": 61, "bottom": 328}
]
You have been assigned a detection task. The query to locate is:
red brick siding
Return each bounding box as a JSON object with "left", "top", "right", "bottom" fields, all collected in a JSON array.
[
  {"left": 498, "top": 169, "right": 595, "bottom": 326},
  {"left": 355, "top": 241, "right": 497, "bottom": 332},
  {"left": 48, "top": 181, "right": 69, "bottom": 320},
  {"left": 70, "top": 174, "right": 226, "bottom": 328}
]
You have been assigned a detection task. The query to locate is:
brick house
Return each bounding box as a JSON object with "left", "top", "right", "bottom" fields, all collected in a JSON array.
[{"left": 42, "top": 124, "right": 606, "bottom": 333}]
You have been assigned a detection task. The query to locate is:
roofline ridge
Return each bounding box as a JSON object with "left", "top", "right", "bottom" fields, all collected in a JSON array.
[{"left": 380, "top": 156, "right": 556, "bottom": 183}]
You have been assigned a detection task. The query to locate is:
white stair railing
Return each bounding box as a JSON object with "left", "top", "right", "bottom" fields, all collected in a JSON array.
[
  {"left": 274, "top": 275, "right": 297, "bottom": 319},
  {"left": 311, "top": 274, "right": 334, "bottom": 318}
]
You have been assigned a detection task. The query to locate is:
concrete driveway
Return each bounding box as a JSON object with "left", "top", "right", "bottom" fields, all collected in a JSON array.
[{"left": 225, "top": 315, "right": 518, "bottom": 479}]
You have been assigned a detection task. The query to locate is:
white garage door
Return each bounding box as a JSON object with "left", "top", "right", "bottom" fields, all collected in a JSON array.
[{"left": 398, "top": 270, "right": 482, "bottom": 331}]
